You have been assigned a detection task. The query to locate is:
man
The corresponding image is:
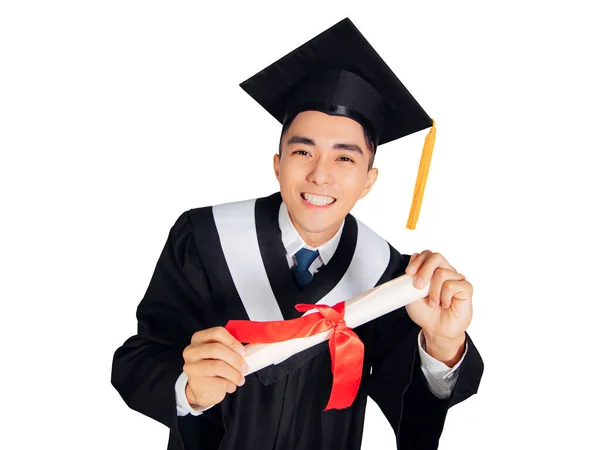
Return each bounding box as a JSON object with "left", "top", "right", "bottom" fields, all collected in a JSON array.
[{"left": 112, "top": 18, "right": 483, "bottom": 450}]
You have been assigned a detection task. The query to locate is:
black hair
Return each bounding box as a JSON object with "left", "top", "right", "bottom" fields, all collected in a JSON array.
[{"left": 278, "top": 114, "right": 376, "bottom": 170}]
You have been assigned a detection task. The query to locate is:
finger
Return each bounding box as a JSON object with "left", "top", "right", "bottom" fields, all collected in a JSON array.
[
  {"left": 190, "top": 376, "right": 237, "bottom": 405},
  {"left": 191, "top": 359, "right": 246, "bottom": 387},
  {"left": 198, "top": 376, "right": 239, "bottom": 395},
  {"left": 184, "top": 342, "right": 247, "bottom": 373},
  {"left": 196, "top": 389, "right": 226, "bottom": 407},
  {"left": 414, "top": 252, "right": 453, "bottom": 289},
  {"left": 191, "top": 327, "right": 246, "bottom": 356},
  {"left": 406, "top": 250, "right": 432, "bottom": 276},
  {"left": 440, "top": 279, "right": 473, "bottom": 309},
  {"left": 406, "top": 253, "right": 421, "bottom": 274},
  {"left": 429, "top": 269, "right": 466, "bottom": 308}
]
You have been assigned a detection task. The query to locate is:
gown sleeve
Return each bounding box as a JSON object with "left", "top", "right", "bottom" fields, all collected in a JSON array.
[
  {"left": 367, "top": 251, "right": 484, "bottom": 449},
  {"left": 111, "top": 210, "right": 224, "bottom": 449}
]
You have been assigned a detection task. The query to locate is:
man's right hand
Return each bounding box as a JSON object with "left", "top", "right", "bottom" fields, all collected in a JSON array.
[{"left": 183, "top": 327, "right": 248, "bottom": 410}]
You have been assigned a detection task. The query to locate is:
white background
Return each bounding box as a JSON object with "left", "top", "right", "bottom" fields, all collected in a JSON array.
[{"left": 1, "top": 1, "right": 599, "bottom": 449}]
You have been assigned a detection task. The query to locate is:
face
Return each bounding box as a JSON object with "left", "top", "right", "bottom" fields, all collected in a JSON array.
[{"left": 273, "top": 110, "right": 378, "bottom": 247}]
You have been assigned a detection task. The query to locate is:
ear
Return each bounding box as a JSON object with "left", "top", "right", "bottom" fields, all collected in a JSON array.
[
  {"left": 358, "top": 167, "right": 378, "bottom": 200},
  {"left": 273, "top": 154, "right": 281, "bottom": 180}
]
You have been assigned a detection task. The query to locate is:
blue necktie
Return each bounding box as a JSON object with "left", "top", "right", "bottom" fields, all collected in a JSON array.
[{"left": 292, "top": 248, "right": 320, "bottom": 288}]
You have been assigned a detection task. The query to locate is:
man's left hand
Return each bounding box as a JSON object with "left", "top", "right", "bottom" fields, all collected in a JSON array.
[{"left": 405, "top": 251, "right": 473, "bottom": 366}]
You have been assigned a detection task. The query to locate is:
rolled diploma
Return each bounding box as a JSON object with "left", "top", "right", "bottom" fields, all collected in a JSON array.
[{"left": 243, "top": 274, "right": 429, "bottom": 375}]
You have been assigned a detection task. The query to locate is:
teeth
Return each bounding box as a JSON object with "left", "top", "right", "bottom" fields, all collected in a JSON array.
[{"left": 302, "top": 193, "right": 335, "bottom": 206}]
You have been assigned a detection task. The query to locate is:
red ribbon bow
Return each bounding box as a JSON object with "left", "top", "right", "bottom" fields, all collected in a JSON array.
[{"left": 225, "top": 302, "right": 364, "bottom": 410}]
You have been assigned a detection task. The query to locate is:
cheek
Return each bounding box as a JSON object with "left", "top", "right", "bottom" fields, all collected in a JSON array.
[
  {"left": 279, "top": 162, "right": 305, "bottom": 187},
  {"left": 338, "top": 171, "right": 368, "bottom": 198},
  {"left": 277, "top": 169, "right": 298, "bottom": 194}
]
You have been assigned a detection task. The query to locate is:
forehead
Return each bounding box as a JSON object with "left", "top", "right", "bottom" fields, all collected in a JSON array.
[{"left": 287, "top": 110, "right": 366, "bottom": 141}]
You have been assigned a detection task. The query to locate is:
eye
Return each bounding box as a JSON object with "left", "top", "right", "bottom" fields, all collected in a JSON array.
[
  {"left": 292, "top": 150, "right": 310, "bottom": 156},
  {"left": 337, "top": 156, "right": 355, "bottom": 163}
]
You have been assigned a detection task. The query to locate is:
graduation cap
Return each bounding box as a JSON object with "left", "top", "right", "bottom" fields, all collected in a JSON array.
[{"left": 240, "top": 18, "right": 436, "bottom": 230}]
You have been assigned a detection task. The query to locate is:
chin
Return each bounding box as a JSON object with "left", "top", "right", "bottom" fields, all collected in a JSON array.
[
  {"left": 297, "top": 219, "right": 336, "bottom": 234},
  {"left": 294, "top": 209, "right": 343, "bottom": 233}
]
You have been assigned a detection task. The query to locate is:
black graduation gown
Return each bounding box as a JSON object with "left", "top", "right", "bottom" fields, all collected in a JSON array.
[{"left": 111, "top": 192, "right": 484, "bottom": 450}]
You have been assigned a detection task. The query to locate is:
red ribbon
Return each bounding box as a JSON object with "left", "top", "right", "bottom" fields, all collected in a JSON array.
[{"left": 225, "top": 302, "right": 364, "bottom": 410}]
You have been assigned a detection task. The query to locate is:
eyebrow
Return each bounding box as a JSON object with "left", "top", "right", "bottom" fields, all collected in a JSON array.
[
  {"left": 286, "top": 135, "right": 364, "bottom": 155},
  {"left": 333, "top": 142, "right": 363, "bottom": 155},
  {"left": 286, "top": 136, "right": 315, "bottom": 147}
]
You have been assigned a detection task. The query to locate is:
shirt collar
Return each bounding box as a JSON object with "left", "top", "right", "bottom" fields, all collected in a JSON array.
[{"left": 278, "top": 201, "right": 344, "bottom": 265}]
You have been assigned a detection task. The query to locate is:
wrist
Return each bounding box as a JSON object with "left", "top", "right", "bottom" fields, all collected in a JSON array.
[
  {"left": 185, "top": 382, "right": 203, "bottom": 411},
  {"left": 422, "top": 331, "right": 466, "bottom": 367}
]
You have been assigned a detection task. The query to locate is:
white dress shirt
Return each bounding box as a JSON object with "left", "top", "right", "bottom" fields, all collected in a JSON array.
[{"left": 176, "top": 203, "right": 467, "bottom": 415}]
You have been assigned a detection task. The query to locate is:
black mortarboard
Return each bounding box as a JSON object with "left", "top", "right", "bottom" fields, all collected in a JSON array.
[{"left": 239, "top": 18, "right": 437, "bottom": 229}]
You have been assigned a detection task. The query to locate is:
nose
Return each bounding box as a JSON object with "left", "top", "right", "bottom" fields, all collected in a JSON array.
[{"left": 306, "top": 156, "right": 333, "bottom": 186}]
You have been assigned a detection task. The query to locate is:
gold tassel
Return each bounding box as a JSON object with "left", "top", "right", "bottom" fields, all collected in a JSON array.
[{"left": 406, "top": 120, "right": 436, "bottom": 230}]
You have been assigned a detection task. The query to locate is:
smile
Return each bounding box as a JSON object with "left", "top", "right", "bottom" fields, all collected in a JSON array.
[{"left": 301, "top": 193, "right": 337, "bottom": 207}]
